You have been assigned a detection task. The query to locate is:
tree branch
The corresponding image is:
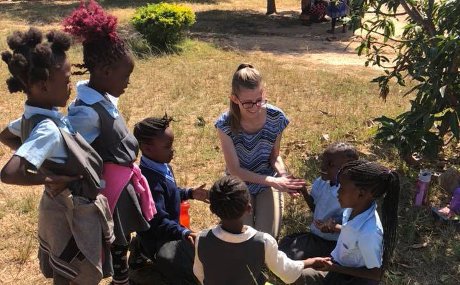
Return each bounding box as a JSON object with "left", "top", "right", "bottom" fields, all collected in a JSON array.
[
  {"left": 367, "top": 10, "right": 407, "bottom": 17},
  {"left": 399, "top": 0, "right": 436, "bottom": 36},
  {"left": 360, "top": 25, "right": 412, "bottom": 43}
]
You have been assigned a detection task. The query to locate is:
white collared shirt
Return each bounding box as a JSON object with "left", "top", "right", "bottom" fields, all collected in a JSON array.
[
  {"left": 331, "top": 202, "right": 383, "bottom": 269},
  {"left": 9, "top": 104, "right": 73, "bottom": 168},
  {"left": 67, "top": 80, "right": 119, "bottom": 144},
  {"left": 310, "top": 177, "right": 343, "bottom": 241},
  {"left": 193, "top": 225, "right": 304, "bottom": 284}
]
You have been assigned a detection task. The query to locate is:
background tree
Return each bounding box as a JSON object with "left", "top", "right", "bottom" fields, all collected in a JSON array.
[
  {"left": 267, "top": 0, "right": 277, "bottom": 14},
  {"left": 352, "top": 0, "right": 460, "bottom": 162}
]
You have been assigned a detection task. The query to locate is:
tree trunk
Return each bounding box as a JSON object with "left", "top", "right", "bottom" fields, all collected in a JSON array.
[{"left": 267, "top": 0, "right": 277, "bottom": 15}]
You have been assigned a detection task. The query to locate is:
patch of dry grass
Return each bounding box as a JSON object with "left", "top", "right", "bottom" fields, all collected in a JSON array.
[{"left": 0, "top": 1, "right": 458, "bottom": 285}]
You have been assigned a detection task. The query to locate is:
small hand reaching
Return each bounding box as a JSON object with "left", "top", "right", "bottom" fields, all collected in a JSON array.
[
  {"left": 191, "top": 184, "right": 209, "bottom": 203},
  {"left": 314, "top": 218, "right": 339, "bottom": 233},
  {"left": 187, "top": 232, "right": 198, "bottom": 246}
]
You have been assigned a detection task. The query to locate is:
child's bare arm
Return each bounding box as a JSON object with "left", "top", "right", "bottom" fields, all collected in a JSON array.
[
  {"left": 299, "top": 185, "right": 315, "bottom": 212},
  {"left": 1, "top": 155, "right": 82, "bottom": 195},
  {"left": 0, "top": 127, "right": 21, "bottom": 150}
]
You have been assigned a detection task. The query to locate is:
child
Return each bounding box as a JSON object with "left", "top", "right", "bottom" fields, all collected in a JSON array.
[
  {"left": 432, "top": 167, "right": 460, "bottom": 221},
  {"left": 299, "top": 0, "right": 328, "bottom": 25},
  {"left": 0, "top": 28, "right": 114, "bottom": 284},
  {"left": 193, "top": 175, "right": 326, "bottom": 285},
  {"left": 279, "top": 142, "right": 359, "bottom": 259},
  {"left": 326, "top": 0, "right": 349, "bottom": 34},
  {"left": 295, "top": 160, "right": 400, "bottom": 285},
  {"left": 215, "top": 63, "right": 305, "bottom": 239},
  {"left": 63, "top": 2, "right": 156, "bottom": 284},
  {"left": 132, "top": 115, "right": 209, "bottom": 284}
]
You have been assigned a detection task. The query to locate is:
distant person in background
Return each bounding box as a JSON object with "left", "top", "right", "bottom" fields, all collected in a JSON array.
[
  {"left": 326, "top": 0, "right": 349, "bottom": 34},
  {"left": 300, "top": 0, "right": 328, "bottom": 26},
  {"left": 215, "top": 63, "right": 305, "bottom": 238}
]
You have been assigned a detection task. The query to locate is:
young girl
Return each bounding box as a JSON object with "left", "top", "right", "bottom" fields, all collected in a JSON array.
[
  {"left": 0, "top": 27, "right": 114, "bottom": 284},
  {"left": 280, "top": 142, "right": 359, "bottom": 260},
  {"left": 193, "top": 175, "right": 325, "bottom": 285},
  {"left": 63, "top": 1, "right": 155, "bottom": 284},
  {"left": 295, "top": 160, "right": 400, "bottom": 285},
  {"left": 215, "top": 63, "right": 305, "bottom": 238},
  {"left": 326, "top": 0, "right": 349, "bottom": 34}
]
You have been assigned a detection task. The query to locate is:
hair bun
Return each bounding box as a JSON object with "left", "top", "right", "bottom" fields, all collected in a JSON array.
[
  {"left": 63, "top": 0, "right": 119, "bottom": 44},
  {"left": 6, "top": 77, "right": 25, "bottom": 93},
  {"left": 47, "top": 31, "right": 72, "bottom": 52},
  {"left": 25, "top": 27, "right": 43, "bottom": 47},
  {"left": 1, "top": 51, "right": 12, "bottom": 64},
  {"left": 236, "top": 63, "right": 254, "bottom": 71}
]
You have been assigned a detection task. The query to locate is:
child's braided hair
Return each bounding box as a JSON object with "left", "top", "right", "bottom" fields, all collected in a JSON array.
[
  {"left": 210, "top": 176, "right": 250, "bottom": 220},
  {"left": 133, "top": 114, "right": 174, "bottom": 144},
  {"left": 1, "top": 27, "right": 71, "bottom": 94},
  {"left": 63, "top": 0, "right": 129, "bottom": 74},
  {"left": 338, "top": 159, "right": 400, "bottom": 273}
]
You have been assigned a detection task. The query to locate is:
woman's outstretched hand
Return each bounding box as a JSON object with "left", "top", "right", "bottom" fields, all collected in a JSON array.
[{"left": 269, "top": 175, "right": 306, "bottom": 193}]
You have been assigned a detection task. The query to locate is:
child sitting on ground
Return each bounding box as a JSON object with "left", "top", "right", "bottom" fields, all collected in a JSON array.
[
  {"left": 279, "top": 142, "right": 359, "bottom": 259},
  {"left": 432, "top": 167, "right": 460, "bottom": 221},
  {"left": 193, "top": 175, "right": 325, "bottom": 285},
  {"left": 132, "top": 115, "right": 209, "bottom": 284},
  {"left": 295, "top": 160, "right": 400, "bottom": 285}
]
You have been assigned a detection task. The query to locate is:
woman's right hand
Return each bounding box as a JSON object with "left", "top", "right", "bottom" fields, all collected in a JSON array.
[{"left": 268, "top": 176, "right": 306, "bottom": 192}]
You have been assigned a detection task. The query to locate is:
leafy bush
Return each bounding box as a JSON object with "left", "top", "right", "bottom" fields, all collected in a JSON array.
[{"left": 131, "top": 2, "right": 196, "bottom": 51}]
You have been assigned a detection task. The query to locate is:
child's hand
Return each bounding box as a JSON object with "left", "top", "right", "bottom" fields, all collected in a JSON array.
[
  {"left": 304, "top": 257, "right": 332, "bottom": 271},
  {"left": 191, "top": 184, "right": 209, "bottom": 203},
  {"left": 187, "top": 232, "right": 198, "bottom": 246},
  {"left": 41, "top": 169, "right": 83, "bottom": 197},
  {"left": 314, "top": 218, "right": 338, "bottom": 233},
  {"left": 438, "top": 206, "right": 453, "bottom": 218}
]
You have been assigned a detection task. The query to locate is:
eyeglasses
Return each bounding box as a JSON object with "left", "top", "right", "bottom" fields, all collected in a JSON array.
[{"left": 237, "top": 98, "right": 268, "bottom": 109}]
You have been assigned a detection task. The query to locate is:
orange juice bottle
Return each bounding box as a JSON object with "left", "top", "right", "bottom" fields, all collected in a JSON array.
[{"left": 179, "top": 201, "right": 190, "bottom": 229}]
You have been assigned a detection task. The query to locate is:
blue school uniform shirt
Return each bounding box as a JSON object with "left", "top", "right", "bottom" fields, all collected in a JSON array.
[
  {"left": 67, "top": 80, "right": 119, "bottom": 144},
  {"left": 310, "top": 177, "right": 343, "bottom": 241},
  {"left": 331, "top": 202, "right": 383, "bottom": 269},
  {"left": 214, "top": 104, "right": 289, "bottom": 195},
  {"left": 138, "top": 156, "right": 192, "bottom": 244},
  {"left": 8, "top": 104, "right": 72, "bottom": 169}
]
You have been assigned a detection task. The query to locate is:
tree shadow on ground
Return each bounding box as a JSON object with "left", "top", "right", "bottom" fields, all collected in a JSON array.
[
  {"left": 101, "top": 0, "right": 224, "bottom": 9},
  {"left": 0, "top": 0, "right": 224, "bottom": 25},
  {"left": 0, "top": 1, "right": 79, "bottom": 25},
  {"left": 190, "top": 9, "right": 358, "bottom": 56}
]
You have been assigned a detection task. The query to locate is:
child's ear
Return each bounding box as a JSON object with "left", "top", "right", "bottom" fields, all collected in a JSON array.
[
  {"left": 246, "top": 203, "right": 252, "bottom": 214},
  {"left": 101, "top": 64, "right": 112, "bottom": 77}
]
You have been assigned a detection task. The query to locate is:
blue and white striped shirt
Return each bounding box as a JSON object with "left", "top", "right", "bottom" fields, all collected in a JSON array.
[{"left": 215, "top": 104, "right": 289, "bottom": 195}]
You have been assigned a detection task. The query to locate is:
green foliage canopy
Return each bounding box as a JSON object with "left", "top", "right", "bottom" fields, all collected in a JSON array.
[{"left": 352, "top": 0, "right": 460, "bottom": 159}]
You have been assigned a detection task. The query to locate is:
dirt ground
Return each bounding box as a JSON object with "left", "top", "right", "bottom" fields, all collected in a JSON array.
[{"left": 190, "top": 8, "right": 369, "bottom": 66}]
